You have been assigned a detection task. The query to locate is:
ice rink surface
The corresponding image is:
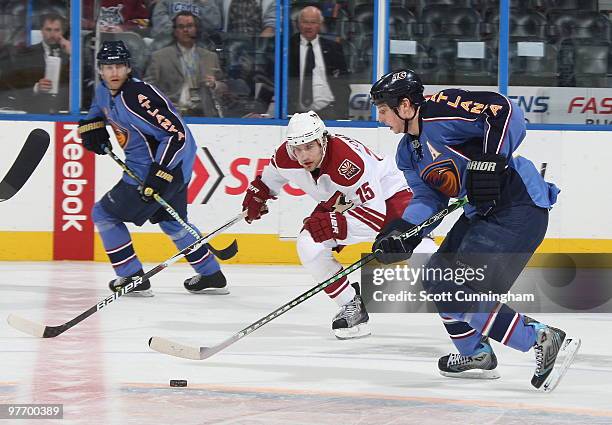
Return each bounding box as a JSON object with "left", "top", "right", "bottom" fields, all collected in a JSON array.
[{"left": 0, "top": 262, "right": 610, "bottom": 425}]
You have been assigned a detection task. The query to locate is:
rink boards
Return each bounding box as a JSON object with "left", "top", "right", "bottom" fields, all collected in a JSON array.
[{"left": 0, "top": 120, "right": 610, "bottom": 263}]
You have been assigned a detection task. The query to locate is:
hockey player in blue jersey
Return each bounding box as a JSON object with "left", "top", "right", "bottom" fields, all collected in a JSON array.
[
  {"left": 370, "top": 69, "right": 580, "bottom": 391},
  {"left": 78, "top": 41, "right": 228, "bottom": 297}
]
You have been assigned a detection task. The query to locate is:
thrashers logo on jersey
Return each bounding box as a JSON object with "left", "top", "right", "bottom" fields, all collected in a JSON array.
[
  {"left": 108, "top": 119, "right": 129, "bottom": 148},
  {"left": 338, "top": 159, "right": 361, "bottom": 180},
  {"left": 421, "top": 159, "right": 461, "bottom": 198}
]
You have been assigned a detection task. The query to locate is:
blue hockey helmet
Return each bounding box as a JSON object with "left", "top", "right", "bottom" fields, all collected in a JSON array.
[{"left": 97, "top": 40, "right": 131, "bottom": 66}]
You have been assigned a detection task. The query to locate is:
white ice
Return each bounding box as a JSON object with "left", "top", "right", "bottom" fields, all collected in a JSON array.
[{"left": 0, "top": 261, "right": 610, "bottom": 425}]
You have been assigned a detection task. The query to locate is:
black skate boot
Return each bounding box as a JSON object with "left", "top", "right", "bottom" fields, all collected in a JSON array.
[
  {"left": 183, "top": 270, "right": 229, "bottom": 294},
  {"left": 332, "top": 292, "right": 370, "bottom": 339},
  {"left": 108, "top": 269, "right": 153, "bottom": 297},
  {"left": 438, "top": 337, "right": 500, "bottom": 379},
  {"left": 527, "top": 317, "right": 581, "bottom": 392}
]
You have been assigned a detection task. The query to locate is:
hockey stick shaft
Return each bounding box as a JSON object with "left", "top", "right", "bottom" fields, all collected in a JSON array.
[
  {"left": 0, "top": 129, "right": 50, "bottom": 202},
  {"left": 149, "top": 197, "right": 468, "bottom": 360},
  {"left": 7, "top": 211, "right": 246, "bottom": 338},
  {"left": 105, "top": 148, "right": 237, "bottom": 260}
]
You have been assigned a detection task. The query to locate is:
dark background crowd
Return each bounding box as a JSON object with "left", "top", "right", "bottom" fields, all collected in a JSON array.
[{"left": 0, "top": 0, "right": 611, "bottom": 118}]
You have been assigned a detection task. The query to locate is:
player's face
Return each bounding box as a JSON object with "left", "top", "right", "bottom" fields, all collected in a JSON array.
[
  {"left": 293, "top": 140, "right": 323, "bottom": 171},
  {"left": 99, "top": 64, "right": 131, "bottom": 93},
  {"left": 41, "top": 19, "right": 63, "bottom": 45},
  {"left": 376, "top": 104, "right": 405, "bottom": 134}
]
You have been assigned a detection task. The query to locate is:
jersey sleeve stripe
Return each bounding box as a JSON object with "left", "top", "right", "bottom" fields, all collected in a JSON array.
[
  {"left": 445, "top": 145, "right": 471, "bottom": 161},
  {"left": 360, "top": 205, "right": 386, "bottom": 222},
  {"left": 130, "top": 124, "right": 155, "bottom": 161},
  {"left": 449, "top": 329, "right": 477, "bottom": 339},
  {"left": 484, "top": 95, "right": 513, "bottom": 155},
  {"left": 422, "top": 116, "right": 480, "bottom": 122},
  {"left": 348, "top": 209, "right": 383, "bottom": 232},
  {"left": 354, "top": 206, "right": 385, "bottom": 228}
]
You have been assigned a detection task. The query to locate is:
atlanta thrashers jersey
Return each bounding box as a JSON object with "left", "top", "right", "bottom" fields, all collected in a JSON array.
[
  {"left": 86, "top": 77, "right": 196, "bottom": 184},
  {"left": 397, "top": 89, "right": 560, "bottom": 225},
  {"left": 261, "top": 134, "right": 409, "bottom": 244}
]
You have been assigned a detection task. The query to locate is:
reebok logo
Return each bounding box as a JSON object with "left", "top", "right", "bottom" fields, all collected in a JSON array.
[
  {"left": 59, "top": 125, "right": 89, "bottom": 231},
  {"left": 54, "top": 122, "right": 95, "bottom": 260}
]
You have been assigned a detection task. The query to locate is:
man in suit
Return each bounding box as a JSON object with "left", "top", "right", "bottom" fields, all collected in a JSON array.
[
  {"left": 289, "top": 5, "right": 350, "bottom": 120},
  {"left": 144, "top": 11, "right": 226, "bottom": 116},
  {"left": 5, "top": 13, "right": 70, "bottom": 113},
  {"left": 151, "top": 0, "right": 222, "bottom": 48}
]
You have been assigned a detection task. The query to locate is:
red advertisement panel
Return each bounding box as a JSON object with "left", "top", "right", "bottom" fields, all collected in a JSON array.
[{"left": 53, "top": 122, "right": 96, "bottom": 260}]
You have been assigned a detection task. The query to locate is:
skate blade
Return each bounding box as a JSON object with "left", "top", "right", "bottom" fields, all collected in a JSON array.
[
  {"left": 187, "top": 287, "right": 230, "bottom": 295},
  {"left": 439, "top": 369, "right": 501, "bottom": 380},
  {"left": 334, "top": 323, "right": 371, "bottom": 340},
  {"left": 541, "top": 337, "right": 581, "bottom": 393},
  {"left": 123, "top": 289, "right": 154, "bottom": 297}
]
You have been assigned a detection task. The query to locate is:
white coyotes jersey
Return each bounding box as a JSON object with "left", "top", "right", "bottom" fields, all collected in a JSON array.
[{"left": 261, "top": 134, "right": 409, "bottom": 244}]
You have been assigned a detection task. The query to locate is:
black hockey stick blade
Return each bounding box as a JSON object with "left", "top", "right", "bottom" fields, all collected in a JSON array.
[
  {"left": 206, "top": 239, "right": 238, "bottom": 260},
  {"left": 0, "top": 129, "right": 50, "bottom": 202}
]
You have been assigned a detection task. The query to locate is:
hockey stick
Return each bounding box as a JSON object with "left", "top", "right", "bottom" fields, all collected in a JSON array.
[
  {"left": 7, "top": 211, "right": 246, "bottom": 338},
  {"left": 0, "top": 129, "right": 50, "bottom": 202},
  {"left": 148, "top": 197, "right": 469, "bottom": 360},
  {"left": 105, "top": 148, "right": 238, "bottom": 260}
]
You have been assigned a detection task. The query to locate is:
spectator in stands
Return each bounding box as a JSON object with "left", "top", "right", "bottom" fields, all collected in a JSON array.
[
  {"left": 289, "top": 5, "right": 350, "bottom": 120},
  {"left": 82, "top": 0, "right": 150, "bottom": 33},
  {"left": 0, "top": 0, "right": 27, "bottom": 51},
  {"left": 215, "top": 0, "right": 275, "bottom": 37},
  {"left": 151, "top": 0, "right": 221, "bottom": 48},
  {"left": 145, "top": 11, "right": 226, "bottom": 116},
  {"left": 3, "top": 13, "right": 70, "bottom": 113}
]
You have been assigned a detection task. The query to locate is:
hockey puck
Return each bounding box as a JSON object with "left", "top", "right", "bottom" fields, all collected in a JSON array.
[{"left": 170, "top": 379, "right": 187, "bottom": 387}]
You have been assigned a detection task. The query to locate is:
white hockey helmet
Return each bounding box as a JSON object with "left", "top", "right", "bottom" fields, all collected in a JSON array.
[{"left": 285, "top": 111, "right": 329, "bottom": 162}]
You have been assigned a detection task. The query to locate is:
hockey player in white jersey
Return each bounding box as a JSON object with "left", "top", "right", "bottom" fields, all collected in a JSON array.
[{"left": 241, "top": 111, "right": 434, "bottom": 339}]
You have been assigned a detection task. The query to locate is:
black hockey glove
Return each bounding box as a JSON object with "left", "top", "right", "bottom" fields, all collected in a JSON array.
[
  {"left": 465, "top": 153, "right": 507, "bottom": 207},
  {"left": 372, "top": 219, "right": 422, "bottom": 265},
  {"left": 140, "top": 163, "right": 174, "bottom": 203},
  {"left": 78, "top": 118, "right": 111, "bottom": 155}
]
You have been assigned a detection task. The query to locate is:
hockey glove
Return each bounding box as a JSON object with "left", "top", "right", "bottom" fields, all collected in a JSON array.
[
  {"left": 372, "top": 219, "right": 422, "bottom": 264},
  {"left": 242, "top": 176, "right": 276, "bottom": 223},
  {"left": 78, "top": 118, "right": 111, "bottom": 155},
  {"left": 140, "top": 163, "right": 174, "bottom": 203},
  {"left": 465, "top": 153, "right": 507, "bottom": 207},
  {"left": 303, "top": 211, "right": 348, "bottom": 243}
]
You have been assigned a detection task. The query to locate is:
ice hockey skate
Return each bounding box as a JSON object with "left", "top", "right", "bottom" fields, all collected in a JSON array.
[
  {"left": 438, "top": 337, "right": 500, "bottom": 379},
  {"left": 530, "top": 322, "right": 581, "bottom": 392},
  {"left": 108, "top": 270, "right": 153, "bottom": 297},
  {"left": 332, "top": 293, "right": 371, "bottom": 340},
  {"left": 183, "top": 270, "right": 229, "bottom": 294}
]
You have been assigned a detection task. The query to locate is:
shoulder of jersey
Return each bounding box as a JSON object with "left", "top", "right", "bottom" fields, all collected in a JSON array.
[
  {"left": 119, "top": 80, "right": 173, "bottom": 116},
  {"left": 323, "top": 136, "right": 365, "bottom": 187},
  {"left": 120, "top": 79, "right": 156, "bottom": 102},
  {"left": 272, "top": 141, "right": 303, "bottom": 170},
  {"left": 422, "top": 88, "right": 469, "bottom": 119}
]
